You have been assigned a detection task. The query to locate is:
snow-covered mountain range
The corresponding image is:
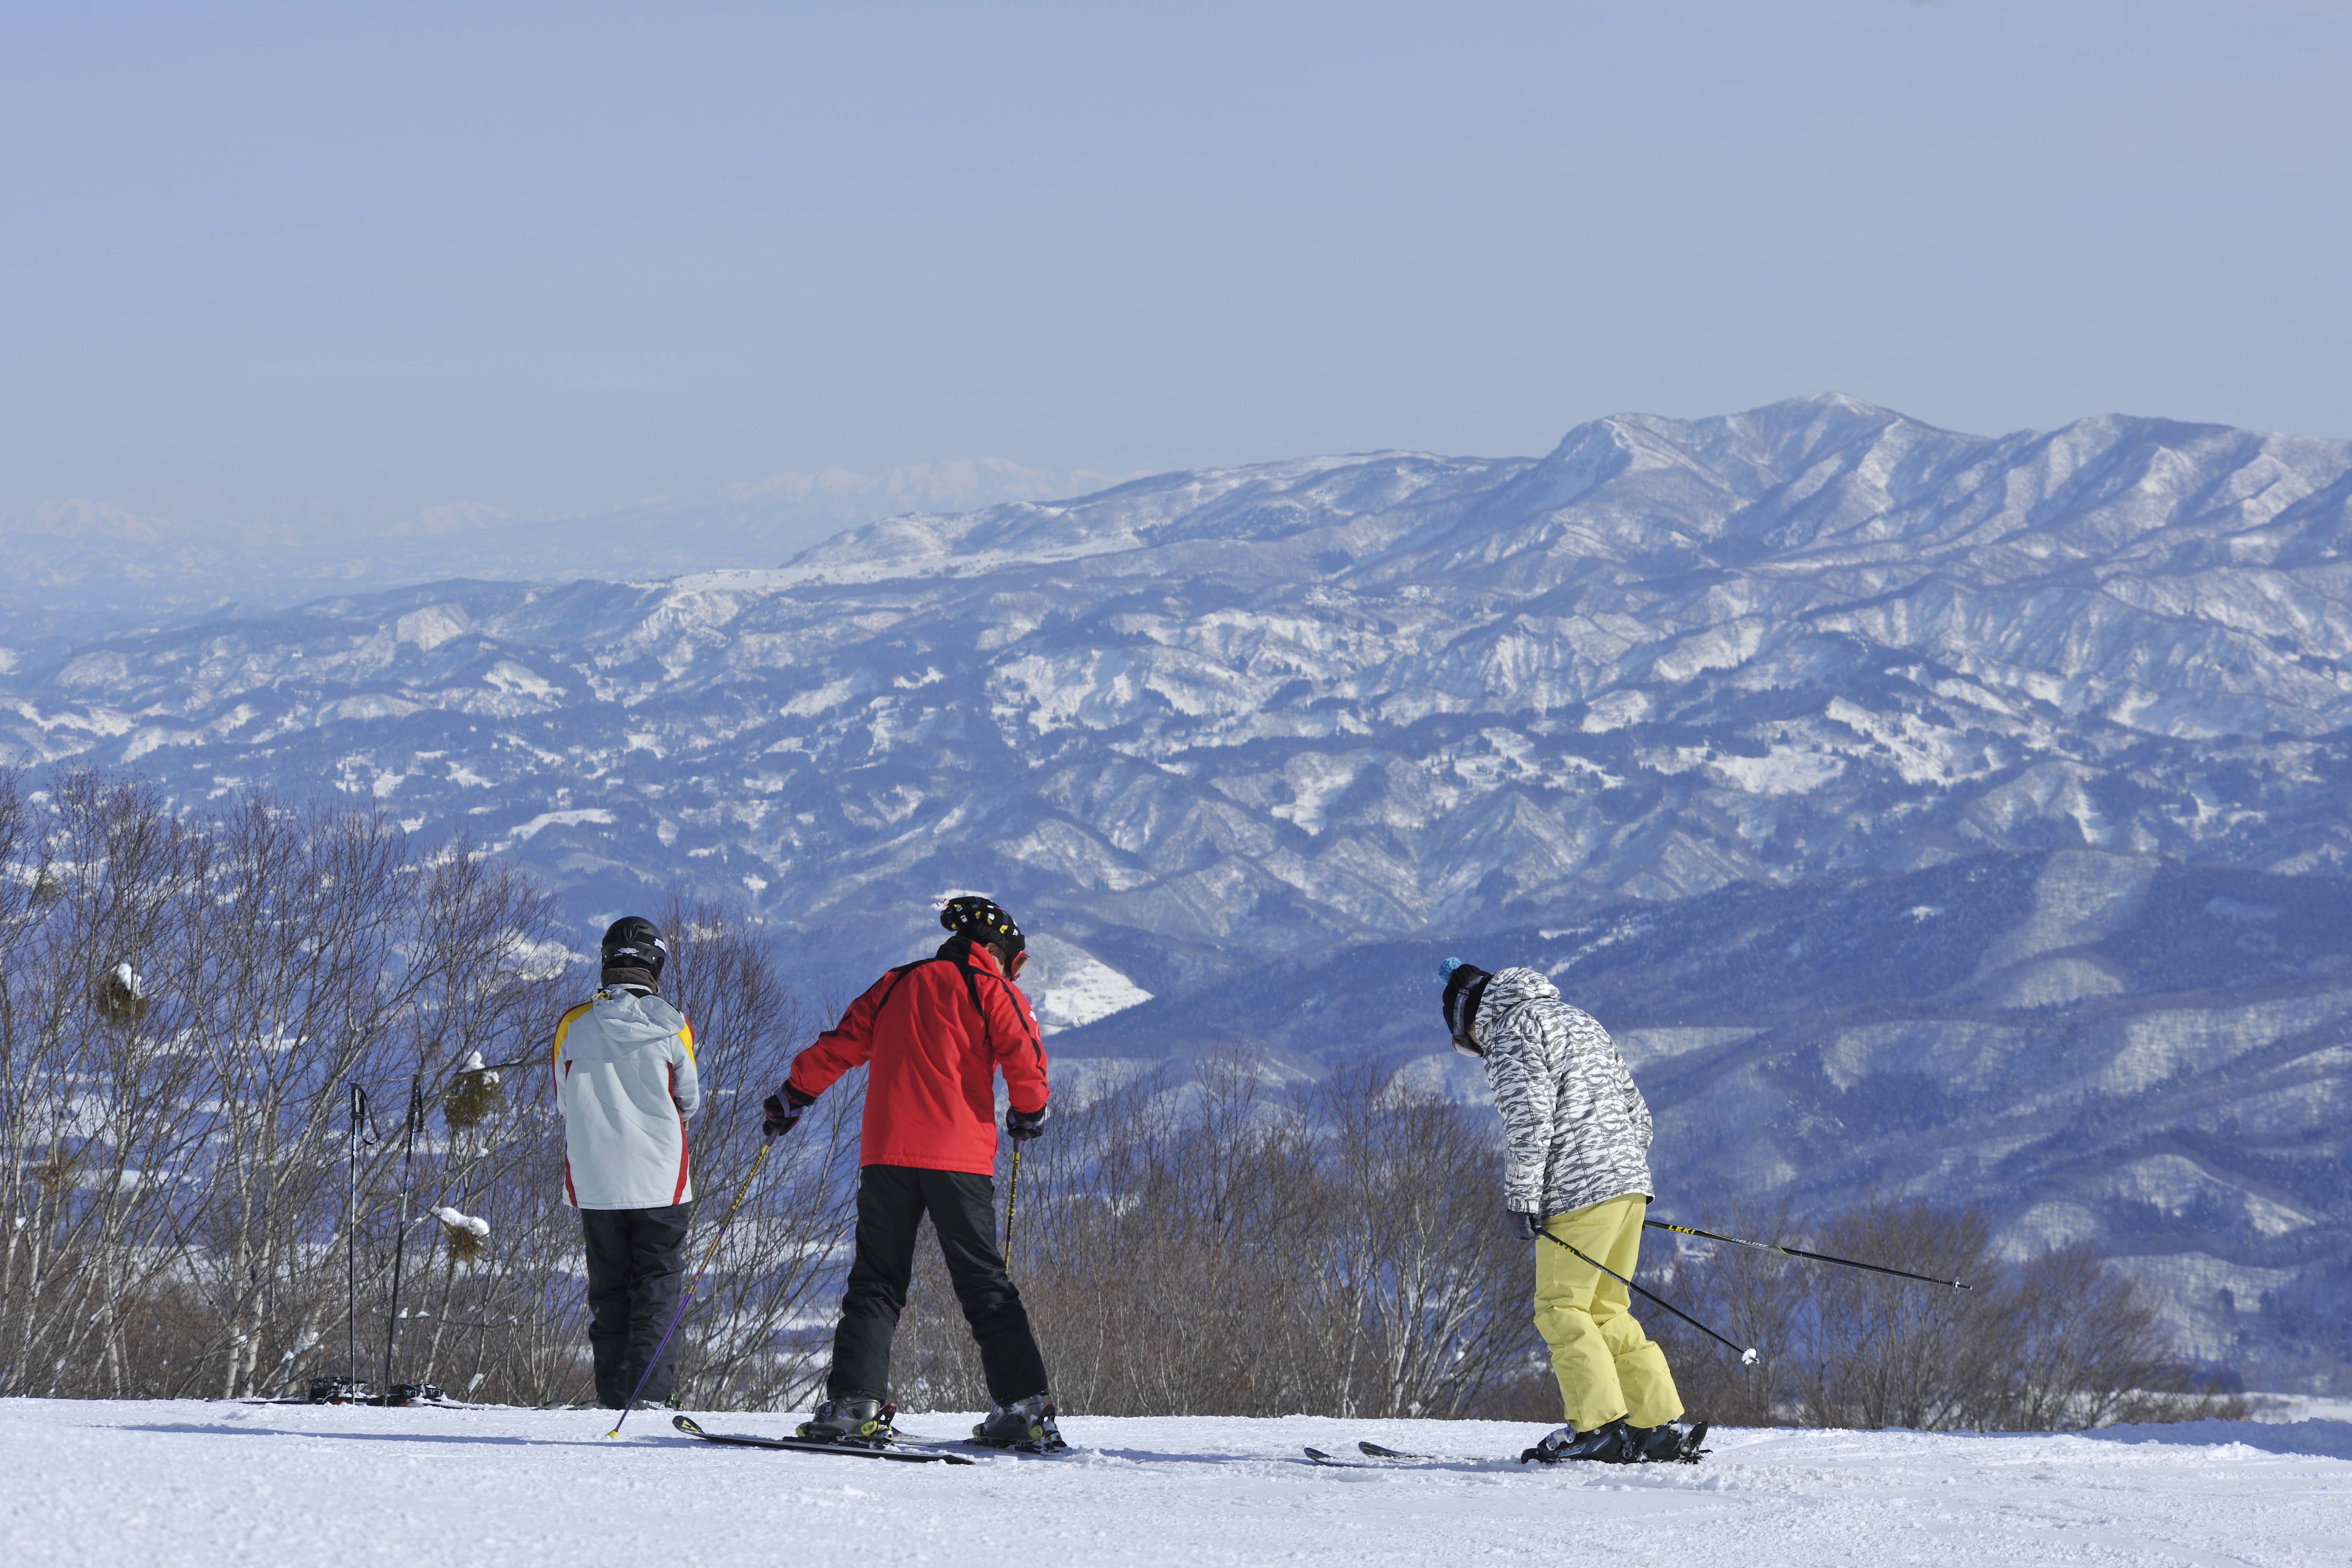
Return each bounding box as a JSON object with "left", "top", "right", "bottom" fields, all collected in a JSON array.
[{"left": 4, "top": 393, "right": 2347, "bottom": 1384}]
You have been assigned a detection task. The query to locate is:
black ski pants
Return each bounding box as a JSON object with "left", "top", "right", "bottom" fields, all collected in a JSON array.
[
  {"left": 827, "top": 1164, "right": 1047, "bottom": 1405},
  {"left": 581, "top": 1202, "right": 689, "bottom": 1409}
]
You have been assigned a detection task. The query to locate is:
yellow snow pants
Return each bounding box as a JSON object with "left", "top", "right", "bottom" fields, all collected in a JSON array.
[{"left": 1532, "top": 1194, "right": 1684, "bottom": 1432}]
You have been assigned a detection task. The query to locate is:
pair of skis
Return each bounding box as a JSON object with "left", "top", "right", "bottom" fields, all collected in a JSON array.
[
  {"left": 1302, "top": 1425, "right": 1710, "bottom": 1469},
  {"left": 670, "top": 1413, "right": 1069, "bottom": 1465},
  {"left": 675, "top": 1413, "right": 1709, "bottom": 1470}
]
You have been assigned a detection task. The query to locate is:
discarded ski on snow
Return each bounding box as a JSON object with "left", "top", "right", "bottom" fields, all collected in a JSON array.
[
  {"left": 1300, "top": 1446, "right": 1388, "bottom": 1468},
  {"left": 670, "top": 1413, "right": 975, "bottom": 1464},
  {"left": 1299, "top": 1442, "right": 1502, "bottom": 1470},
  {"left": 239, "top": 1381, "right": 465, "bottom": 1409}
]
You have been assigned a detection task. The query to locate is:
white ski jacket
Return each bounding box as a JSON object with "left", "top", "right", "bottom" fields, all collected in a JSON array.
[
  {"left": 553, "top": 986, "right": 700, "bottom": 1210},
  {"left": 1475, "top": 967, "right": 1653, "bottom": 1219}
]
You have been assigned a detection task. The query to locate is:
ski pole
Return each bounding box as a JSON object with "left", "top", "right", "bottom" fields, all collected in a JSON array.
[
  {"left": 604, "top": 1137, "right": 776, "bottom": 1440},
  {"left": 381, "top": 1076, "right": 424, "bottom": 1398},
  {"left": 1646, "top": 1219, "right": 1972, "bottom": 1291},
  {"left": 1003, "top": 1144, "right": 1024, "bottom": 1256},
  {"left": 1535, "top": 1225, "right": 1759, "bottom": 1365},
  {"left": 347, "top": 1082, "right": 369, "bottom": 1393}
]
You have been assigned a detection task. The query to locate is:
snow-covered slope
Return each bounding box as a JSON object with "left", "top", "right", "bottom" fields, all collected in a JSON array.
[{"left": 5, "top": 1399, "right": 2347, "bottom": 1568}]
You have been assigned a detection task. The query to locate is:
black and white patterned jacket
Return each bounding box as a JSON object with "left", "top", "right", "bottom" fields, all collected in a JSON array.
[{"left": 1475, "top": 966, "right": 1653, "bottom": 1217}]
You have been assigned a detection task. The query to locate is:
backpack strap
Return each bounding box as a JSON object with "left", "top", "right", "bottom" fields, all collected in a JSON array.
[
  {"left": 962, "top": 950, "right": 1046, "bottom": 1070},
  {"left": 871, "top": 959, "right": 936, "bottom": 1022},
  {"left": 954, "top": 952, "right": 996, "bottom": 1053},
  {"left": 872, "top": 945, "right": 1016, "bottom": 1059}
]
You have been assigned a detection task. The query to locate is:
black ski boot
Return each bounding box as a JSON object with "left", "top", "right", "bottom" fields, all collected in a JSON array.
[
  {"left": 970, "top": 1394, "right": 1066, "bottom": 1453},
  {"left": 796, "top": 1393, "right": 896, "bottom": 1447},
  {"left": 1628, "top": 1420, "right": 1710, "bottom": 1463},
  {"left": 1521, "top": 1416, "right": 1635, "bottom": 1465}
]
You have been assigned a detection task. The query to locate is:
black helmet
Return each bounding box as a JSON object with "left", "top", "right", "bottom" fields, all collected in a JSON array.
[
  {"left": 939, "top": 895, "right": 1023, "bottom": 956},
  {"left": 600, "top": 915, "right": 668, "bottom": 985},
  {"left": 1440, "top": 957, "right": 1493, "bottom": 1057}
]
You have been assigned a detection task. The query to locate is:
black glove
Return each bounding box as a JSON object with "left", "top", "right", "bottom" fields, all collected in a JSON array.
[
  {"left": 1005, "top": 1104, "right": 1051, "bottom": 1141},
  {"left": 761, "top": 1082, "right": 817, "bottom": 1139},
  {"left": 1508, "top": 1211, "right": 1543, "bottom": 1241}
]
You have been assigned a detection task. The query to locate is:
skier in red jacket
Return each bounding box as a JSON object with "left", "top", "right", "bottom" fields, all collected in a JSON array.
[{"left": 762, "top": 895, "right": 1060, "bottom": 1451}]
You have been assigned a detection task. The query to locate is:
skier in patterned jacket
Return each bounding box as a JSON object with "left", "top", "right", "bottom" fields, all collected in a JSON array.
[{"left": 1441, "top": 958, "right": 1699, "bottom": 1464}]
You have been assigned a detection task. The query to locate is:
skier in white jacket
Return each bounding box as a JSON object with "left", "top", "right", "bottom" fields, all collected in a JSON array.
[
  {"left": 554, "top": 916, "right": 700, "bottom": 1409},
  {"left": 1442, "top": 958, "right": 1698, "bottom": 1465}
]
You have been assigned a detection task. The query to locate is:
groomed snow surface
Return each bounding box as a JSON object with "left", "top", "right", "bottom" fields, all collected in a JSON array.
[{"left": 5, "top": 1400, "right": 2349, "bottom": 1567}]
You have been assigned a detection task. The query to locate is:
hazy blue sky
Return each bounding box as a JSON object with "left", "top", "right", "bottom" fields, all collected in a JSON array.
[{"left": 4, "top": 0, "right": 2348, "bottom": 514}]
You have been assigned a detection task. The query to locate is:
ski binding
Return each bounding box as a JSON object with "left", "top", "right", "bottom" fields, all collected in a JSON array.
[{"left": 672, "top": 1413, "right": 975, "bottom": 1464}]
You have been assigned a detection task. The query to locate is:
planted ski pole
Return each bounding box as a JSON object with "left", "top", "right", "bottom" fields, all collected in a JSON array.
[
  {"left": 1646, "top": 1218, "right": 1972, "bottom": 1291},
  {"left": 603, "top": 1136, "right": 777, "bottom": 1440},
  {"left": 380, "top": 1076, "right": 425, "bottom": 1397},
  {"left": 346, "top": 1082, "right": 376, "bottom": 1394},
  {"left": 1535, "top": 1225, "right": 1759, "bottom": 1365}
]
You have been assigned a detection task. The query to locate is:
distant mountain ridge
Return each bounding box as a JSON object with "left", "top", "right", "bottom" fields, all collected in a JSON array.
[
  {"left": 0, "top": 456, "right": 1138, "bottom": 621},
  {"left": 3, "top": 393, "right": 2347, "bottom": 1385}
]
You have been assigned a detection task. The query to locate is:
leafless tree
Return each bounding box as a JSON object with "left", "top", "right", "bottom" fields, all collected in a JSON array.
[
  {"left": 1, "top": 774, "right": 213, "bottom": 1398},
  {"left": 1649, "top": 1200, "right": 2248, "bottom": 1431},
  {"left": 0, "top": 770, "right": 861, "bottom": 1409},
  {"left": 1307, "top": 1060, "right": 1525, "bottom": 1418}
]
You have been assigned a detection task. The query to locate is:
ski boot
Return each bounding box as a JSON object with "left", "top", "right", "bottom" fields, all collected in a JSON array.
[
  {"left": 1628, "top": 1420, "right": 1710, "bottom": 1464},
  {"left": 970, "top": 1393, "right": 1067, "bottom": 1453},
  {"left": 796, "top": 1393, "right": 898, "bottom": 1448},
  {"left": 1520, "top": 1416, "right": 1635, "bottom": 1465}
]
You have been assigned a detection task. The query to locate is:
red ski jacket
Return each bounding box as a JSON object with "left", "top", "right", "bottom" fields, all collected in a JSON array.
[{"left": 787, "top": 936, "right": 1049, "bottom": 1175}]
